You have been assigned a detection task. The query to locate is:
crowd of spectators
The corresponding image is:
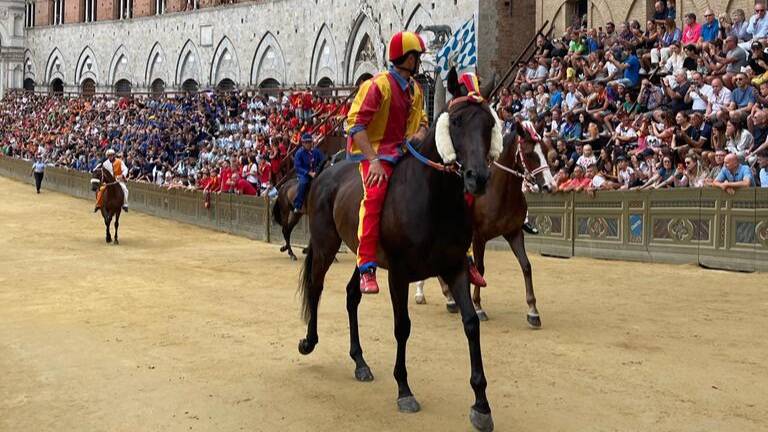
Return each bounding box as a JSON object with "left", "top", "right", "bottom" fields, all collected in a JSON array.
[
  {"left": 0, "top": 88, "right": 349, "bottom": 196},
  {"left": 493, "top": 0, "right": 768, "bottom": 192}
]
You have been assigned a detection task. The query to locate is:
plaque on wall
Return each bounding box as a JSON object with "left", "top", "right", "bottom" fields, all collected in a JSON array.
[{"left": 200, "top": 25, "right": 213, "bottom": 47}]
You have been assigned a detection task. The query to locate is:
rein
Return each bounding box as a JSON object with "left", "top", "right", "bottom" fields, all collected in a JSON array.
[
  {"left": 406, "top": 141, "right": 461, "bottom": 176},
  {"left": 492, "top": 134, "right": 549, "bottom": 186}
]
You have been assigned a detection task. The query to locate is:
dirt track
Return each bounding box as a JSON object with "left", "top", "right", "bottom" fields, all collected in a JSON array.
[{"left": 1, "top": 175, "right": 766, "bottom": 432}]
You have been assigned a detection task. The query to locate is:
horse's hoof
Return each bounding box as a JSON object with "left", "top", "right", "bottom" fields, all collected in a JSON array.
[
  {"left": 289, "top": 254, "right": 297, "bottom": 261},
  {"left": 446, "top": 302, "right": 459, "bottom": 314},
  {"left": 414, "top": 294, "right": 426, "bottom": 305},
  {"left": 476, "top": 309, "right": 489, "bottom": 321},
  {"left": 298, "top": 339, "right": 316, "bottom": 355},
  {"left": 354, "top": 366, "right": 374, "bottom": 382},
  {"left": 397, "top": 396, "right": 421, "bottom": 413},
  {"left": 527, "top": 313, "right": 542, "bottom": 329},
  {"left": 106, "top": 238, "right": 112, "bottom": 244},
  {"left": 470, "top": 408, "right": 494, "bottom": 432},
  {"left": 113, "top": 240, "right": 119, "bottom": 246},
  {"left": 279, "top": 245, "right": 289, "bottom": 252}
]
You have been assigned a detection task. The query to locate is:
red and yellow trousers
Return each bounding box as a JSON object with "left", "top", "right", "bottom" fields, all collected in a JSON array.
[
  {"left": 356, "top": 159, "right": 394, "bottom": 272},
  {"left": 95, "top": 185, "right": 106, "bottom": 208}
]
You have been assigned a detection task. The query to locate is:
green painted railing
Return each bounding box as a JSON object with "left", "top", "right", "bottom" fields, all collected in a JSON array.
[{"left": 2, "top": 156, "right": 766, "bottom": 271}]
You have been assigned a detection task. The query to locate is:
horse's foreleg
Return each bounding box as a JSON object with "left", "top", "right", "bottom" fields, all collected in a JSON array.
[
  {"left": 505, "top": 231, "right": 540, "bottom": 328},
  {"left": 104, "top": 213, "right": 112, "bottom": 243},
  {"left": 346, "top": 268, "right": 373, "bottom": 382},
  {"left": 389, "top": 269, "right": 420, "bottom": 413},
  {"left": 442, "top": 266, "right": 493, "bottom": 432},
  {"left": 472, "top": 241, "right": 489, "bottom": 321},
  {"left": 113, "top": 212, "right": 120, "bottom": 245}
]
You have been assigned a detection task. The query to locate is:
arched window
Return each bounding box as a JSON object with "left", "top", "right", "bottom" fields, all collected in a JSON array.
[
  {"left": 82, "top": 0, "right": 96, "bottom": 22},
  {"left": 114, "top": 79, "right": 132, "bottom": 97},
  {"left": 81, "top": 78, "right": 96, "bottom": 97},
  {"left": 216, "top": 78, "right": 236, "bottom": 92},
  {"left": 151, "top": 79, "right": 165, "bottom": 97},
  {"left": 25, "top": 1, "right": 36, "bottom": 28},
  {"left": 24, "top": 78, "right": 36, "bottom": 92},
  {"left": 50, "top": 78, "right": 64, "bottom": 96},
  {"left": 51, "top": 0, "right": 65, "bottom": 25},
  {"left": 316, "top": 77, "right": 334, "bottom": 98},
  {"left": 182, "top": 79, "right": 199, "bottom": 94}
]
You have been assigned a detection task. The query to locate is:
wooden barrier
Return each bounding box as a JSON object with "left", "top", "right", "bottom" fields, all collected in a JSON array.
[{"left": 2, "top": 156, "right": 766, "bottom": 271}]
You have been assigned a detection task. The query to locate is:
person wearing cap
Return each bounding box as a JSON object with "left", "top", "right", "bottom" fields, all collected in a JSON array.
[
  {"left": 95, "top": 148, "right": 129, "bottom": 213},
  {"left": 292, "top": 133, "right": 325, "bottom": 213},
  {"left": 345, "top": 31, "right": 430, "bottom": 294}
]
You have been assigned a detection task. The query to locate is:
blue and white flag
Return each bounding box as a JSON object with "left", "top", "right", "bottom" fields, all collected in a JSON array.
[{"left": 435, "top": 18, "right": 477, "bottom": 80}]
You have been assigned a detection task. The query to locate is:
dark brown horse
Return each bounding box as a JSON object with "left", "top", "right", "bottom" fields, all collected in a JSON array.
[
  {"left": 91, "top": 165, "right": 124, "bottom": 244},
  {"left": 297, "top": 69, "right": 498, "bottom": 431},
  {"left": 272, "top": 178, "right": 303, "bottom": 260},
  {"left": 414, "top": 126, "right": 556, "bottom": 327},
  {"left": 272, "top": 151, "right": 343, "bottom": 260}
]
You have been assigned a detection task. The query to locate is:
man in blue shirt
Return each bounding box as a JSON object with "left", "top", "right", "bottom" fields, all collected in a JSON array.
[
  {"left": 700, "top": 10, "right": 720, "bottom": 42},
  {"left": 729, "top": 73, "right": 757, "bottom": 119},
  {"left": 293, "top": 133, "right": 325, "bottom": 213},
  {"left": 607, "top": 48, "right": 640, "bottom": 89},
  {"left": 713, "top": 153, "right": 755, "bottom": 194}
]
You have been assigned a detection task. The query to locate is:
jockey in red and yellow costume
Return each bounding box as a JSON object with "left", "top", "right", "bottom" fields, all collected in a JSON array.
[
  {"left": 95, "top": 148, "right": 129, "bottom": 212},
  {"left": 346, "top": 31, "right": 429, "bottom": 294}
]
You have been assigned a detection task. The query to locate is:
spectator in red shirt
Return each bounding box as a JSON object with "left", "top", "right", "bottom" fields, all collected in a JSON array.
[
  {"left": 558, "top": 166, "right": 593, "bottom": 192},
  {"left": 231, "top": 173, "right": 259, "bottom": 195},
  {"left": 219, "top": 160, "right": 233, "bottom": 193},
  {"left": 258, "top": 157, "right": 272, "bottom": 194},
  {"left": 302, "top": 89, "right": 314, "bottom": 121}
]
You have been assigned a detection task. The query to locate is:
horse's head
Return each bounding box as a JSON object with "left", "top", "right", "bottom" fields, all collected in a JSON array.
[
  {"left": 435, "top": 68, "right": 502, "bottom": 196},
  {"left": 90, "top": 163, "right": 115, "bottom": 192},
  {"left": 513, "top": 121, "right": 557, "bottom": 193}
]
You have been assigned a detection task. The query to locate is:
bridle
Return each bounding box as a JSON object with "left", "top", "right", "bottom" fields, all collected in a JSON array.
[
  {"left": 492, "top": 132, "right": 549, "bottom": 188},
  {"left": 94, "top": 165, "right": 117, "bottom": 186},
  {"left": 407, "top": 95, "right": 491, "bottom": 177}
]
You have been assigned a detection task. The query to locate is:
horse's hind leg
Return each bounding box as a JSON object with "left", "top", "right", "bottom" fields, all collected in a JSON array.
[
  {"left": 298, "top": 237, "right": 341, "bottom": 356},
  {"left": 389, "top": 268, "right": 420, "bottom": 413},
  {"left": 413, "top": 280, "right": 426, "bottom": 304},
  {"left": 442, "top": 266, "right": 493, "bottom": 431},
  {"left": 281, "top": 212, "right": 300, "bottom": 260},
  {"left": 346, "top": 268, "right": 373, "bottom": 382},
  {"left": 104, "top": 213, "right": 112, "bottom": 243},
  {"left": 505, "top": 231, "right": 540, "bottom": 328}
]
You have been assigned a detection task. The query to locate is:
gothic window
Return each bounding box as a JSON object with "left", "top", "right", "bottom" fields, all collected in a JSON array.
[
  {"left": 25, "top": 1, "right": 36, "bottom": 28},
  {"left": 51, "top": 0, "right": 64, "bottom": 25},
  {"left": 83, "top": 0, "right": 96, "bottom": 22},
  {"left": 154, "top": 0, "right": 165, "bottom": 15},
  {"left": 119, "top": 0, "right": 132, "bottom": 19}
]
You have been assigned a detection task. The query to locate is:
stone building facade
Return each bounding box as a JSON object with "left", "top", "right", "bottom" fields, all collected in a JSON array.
[{"left": 1, "top": 0, "right": 531, "bottom": 95}]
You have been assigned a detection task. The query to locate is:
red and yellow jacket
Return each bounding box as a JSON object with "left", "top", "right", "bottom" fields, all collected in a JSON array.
[{"left": 346, "top": 67, "right": 428, "bottom": 162}]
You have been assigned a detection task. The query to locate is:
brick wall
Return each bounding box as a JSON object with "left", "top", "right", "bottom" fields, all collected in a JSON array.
[
  {"left": 133, "top": 0, "right": 153, "bottom": 17},
  {"left": 165, "top": 0, "right": 186, "bottom": 13},
  {"left": 96, "top": 0, "right": 117, "bottom": 21},
  {"left": 64, "top": 0, "right": 81, "bottom": 23},
  {"left": 36, "top": 0, "right": 51, "bottom": 25}
]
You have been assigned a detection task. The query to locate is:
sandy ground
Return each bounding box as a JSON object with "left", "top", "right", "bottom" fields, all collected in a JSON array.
[{"left": 1, "top": 175, "right": 767, "bottom": 432}]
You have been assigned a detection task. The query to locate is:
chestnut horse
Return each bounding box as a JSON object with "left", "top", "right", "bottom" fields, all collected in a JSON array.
[
  {"left": 414, "top": 126, "right": 556, "bottom": 327},
  {"left": 297, "top": 69, "right": 499, "bottom": 431},
  {"left": 90, "top": 164, "right": 124, "bottom": 244}
]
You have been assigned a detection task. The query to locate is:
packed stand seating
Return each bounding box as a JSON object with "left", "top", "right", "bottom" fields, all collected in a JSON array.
[
  {"left": 491, "top": 0, "right": 768, "bottom": 191},
  {"left": 0, "top": 89, "right": 350, "bottom": 196}
]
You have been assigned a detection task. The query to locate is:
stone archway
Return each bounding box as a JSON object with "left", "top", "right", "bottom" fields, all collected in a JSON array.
[
  {"left": 310, "top": 24, "right": 339, "bottom": 85},
  {"left": 211, "top": 36, "right": 241, "bottom": 87},
  {"left": 251, "top": 32, "right": 286, "bottom": 87},
  {"left": 75, "top": 46, "right": 100, "bottom": 86},
  {"left": 176, "top": 40, "right": 202, "bottom": 89}
]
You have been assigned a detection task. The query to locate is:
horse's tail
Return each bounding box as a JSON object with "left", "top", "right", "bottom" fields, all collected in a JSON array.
[
  {"left": 272, "top": 197, "right": 283, "bottom": 227},
  {"left": 298, "top": 243, "right": 314, "bottom": 323}
]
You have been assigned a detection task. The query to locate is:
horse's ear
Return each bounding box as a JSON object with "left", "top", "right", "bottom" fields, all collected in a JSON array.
[
  {"left": 446, "top": 67, "right": 461, "bottom": 98},
  {"left": 481, "top": 73, "right": 497, "bottom": 100}
]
